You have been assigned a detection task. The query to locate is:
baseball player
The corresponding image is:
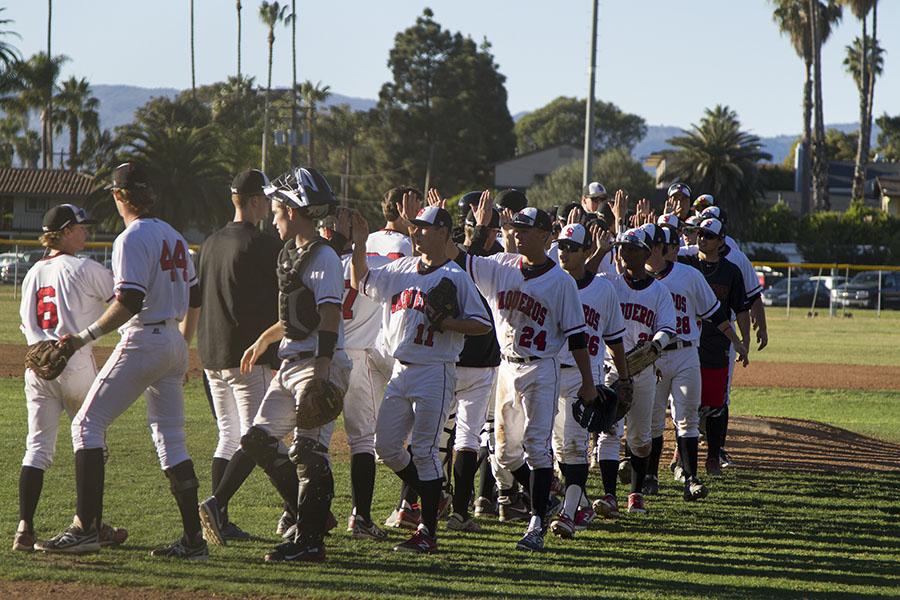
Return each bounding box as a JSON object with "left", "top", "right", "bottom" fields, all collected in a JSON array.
[
  {"left": 194, "top": 169, "right": 282, "bottom": 542},
  {"left": 350, "top": 206, "right": 492, "bottom": 553},
  {"left": 37, "top": 163, "right": 205, "bottom": 559},
  {"left": 592, "top": 227, "right": 676, "bottom": 517},
  {"left": 366, "top": 186, "right": 421, "bottom": 259},
  {"left": 467, "top": 197, "right": 598, "bottom": 552},
  {"left": 198, "top": 167, "right": 349, "bottom": 564},
  {"left": 645, "top": 224, "right": 747, "bottom": 500},
  {"left": 15, "top": 204, "right": 128, "bottom": 552},
  {"left": 548, "top": 223, "right": 628, "bottom": 539},
  {"left": 678, "top": 218, "right": 751, "bottom": 476}
]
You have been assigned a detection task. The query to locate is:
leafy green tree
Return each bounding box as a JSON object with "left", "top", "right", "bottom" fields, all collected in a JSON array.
[
  {"left": 875, "top": 113, "right": 900, "bottom": 161},
  {"left": 374, "top": 8, "right": 515, "bottom": 194},
  {"left": 200, "top": 76, "right": 265, "bottom": 174},
  {"left": 299, "top": 80, "right": 330, "bottom": 167},
  {"left": 661, "top": 105, "right": 771, "bottom": 234},
  {"left": 0, "top": 8, "right": 21, "bottom": 70},
  {"left": 258, "top": 1, "right": 290, "bottom": 172},
  {"left": 514, "top": 96, "right": 646, "bottom": 155},
  {"left": 55, "top": 76, "right": 100, "bottom": 170},
  {"left": 526, "top": 148, "right": 654, "bottom": 211}
]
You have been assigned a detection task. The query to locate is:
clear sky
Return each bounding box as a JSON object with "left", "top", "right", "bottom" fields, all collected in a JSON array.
[{"left": 6, "top": 0, "right": 899, "bottom": 137}]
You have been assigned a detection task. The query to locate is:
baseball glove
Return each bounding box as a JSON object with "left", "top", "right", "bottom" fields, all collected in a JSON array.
[
  {"left": 424, "top": 277, "right": 460, "bottom": 331},
  {"left": 296, "top": 378, "right": 344, "bottom": 430},
  {"left": 613, "top": 377, "right": 633, "bottom": 421},
  {"left": 625, "top": 339, "right": 662, "bottom": 376},
  {"left": 572, "top": 384, "right": 619, "bottom": 433},
  {"left": 24, "top": 339, "right": 76, "bottom": 380}
]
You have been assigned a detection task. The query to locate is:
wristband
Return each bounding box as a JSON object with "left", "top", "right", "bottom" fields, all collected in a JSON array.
[
  {"left": 317, "top": 331, "right": 338, "bottom": 360},
  {"left": 76, "top": 323, "right": 104, "bottom": 345}
]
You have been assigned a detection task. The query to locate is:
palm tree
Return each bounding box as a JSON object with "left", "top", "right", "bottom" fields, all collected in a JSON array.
[
  {"left": 810, "top": 0, "right": 842, "bottom": 210},
  {"left": 236, "top": 1, "right": 242, "bottom": 80},
  {"left": 258, "top": 1, "right": 290, "bottom": 172},
  {"left": 661, "top": 105, "right": 772, "bottom": 232},
  {"left": 189, "top": 0, "right": 196, "bottom": 100},
  {"left": 0, "top": 8, "right": 22, "bottom": 70},
  {"left": 840, "top": 0, "right": 878, "bottom": 203},
  {"left": 299, "top": 80, "right": 330, "bottom": 168},
  {"left": 55, "top": 77, "right": 100, "bottom": 170},
  {"left": 287, "top": 1, "right": 298, "bottom": 166},
  {"left": 14, "top": 130, "right": 41, "bottom": 169},
  {"left": 770, "top": 0, "right": 842, "bottom": 213}
]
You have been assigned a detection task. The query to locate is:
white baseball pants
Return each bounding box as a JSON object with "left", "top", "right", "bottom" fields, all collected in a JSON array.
[
  {"left": 342, "top": 348, "right": 385, "bottom": 456},
  {"left": 205, "top": 366, "right": 272, "bottom": 460},
  {"left": 652, "top": 347, "right": 701, "bottom": 438},
  {"left": 552, "top": 367, "right": 589, "bottom": 465},
  {"left": 597, "top": 366, "right": 656, "bottom": 458},
  {"left": 451, "top": 366, "right": 497, "bottom": 452}
]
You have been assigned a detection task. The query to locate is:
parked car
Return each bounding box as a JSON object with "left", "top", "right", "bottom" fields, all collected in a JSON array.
[
  {"left": 762, "top": 277, "right": 833, "bottom": 307},
  {"left": 831, "top": 271, "right": 900, "bottom": 309},
  {"left": 0, "top": 250, "right": 45, "bottom": 283},
  {"left": 809, "top": 275, "right": 848, "bottom": 292}
]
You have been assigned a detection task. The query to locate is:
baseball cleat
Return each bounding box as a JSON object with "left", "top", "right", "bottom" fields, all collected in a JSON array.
[
  {"left": 473, "top": 496, "right": 498, "bottom": 517},
  {"left": 627, "top": 493, "right": 647, "bottom": 515},
  {"left": 545, "top": 495, "right": 563, "bottom": 520},
  {"left": 276, "top": 510, "right": 295, "bottom": 536},
  {"left": 198, "top": 496, "right": 226, "bottom": 546},
  {"left": 221, "top": 521, "right": 251, "bottom": 541},
  {"left": 150, "top": 535, "right": 209, "bottom": 560},
  {"left": 684, "top": 478, "right": 709, "bottom": 502},
  {"left": 264, "top": 539, "right": 326, "bottom": 563},
  {"left": 98, "top": 523, "right": 129, "bottom": 547},
  {"left": 549, "top": 513, "right": 576, "bottom": 539},
  {"left": 705, "top": 457, "right": 723, "bottom": 477},
  {"left": 719, "top": 448, "right": 734, "bottom": 468},
  {"left": 397, "top": 504, "right": 422, "bottom": 530},
  {"left": 671, "top": 462, "right": 686, "bottom": 484},
  {"left": 393, "top": 524, "right": 437, "bottom": 553},
  {"left": 573, "top": 506, "right": 596, "bottom": 531},
  {"left": 515, "top": 525, "right": 545, "bottom": 552},
  {"left": 550, "top": 474, "right": 565, "bottom": 497},
  {"left": 446, "top": 513, "right": 482, "bottom": 532},
  {"left": 592, "top": 494, "right": 620, "bottom": 519},
  {"left": 35, "top": 525, "right": 100, "bottom": 554},
  {"left": 437, "top": 492, "right": 453, "bottom": 520},
  {"left": 617, "top": 459, "right": 631, "bottom": 485},
  {"left": 348, "top": 515, "right": 388, "bottom": 540},
  {"left": 498, "top": 496, "right": 530, "bottom": 523},
  {"left": 12, "top": 527, "right": 35, "bottom": 552},
  {"left": 642, "top": 474, "right": 660, "bottom": 496}
]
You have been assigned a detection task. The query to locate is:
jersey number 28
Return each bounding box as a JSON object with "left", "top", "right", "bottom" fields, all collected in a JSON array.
[{"left": 160, "top": 240, "right": 188, "bottom": 282}]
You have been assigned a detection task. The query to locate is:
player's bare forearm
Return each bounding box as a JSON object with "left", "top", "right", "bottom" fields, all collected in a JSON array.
[
  {"left": 440, "top": 317, "right": 491, "bottom": 336},
  {"left": 607, "top": 340, "right": 629, "bottom": 379},
  {"left": 67, "top": 299, "right": 138, "bottom": 351},
  {"left": 349, "top": 245, "right": 369, "bottom": 290},
  {"left": 572, "top": 348, "right": 599, "bottom": 403},
  {"left": 584, "top": 248, "right": 608, "bottom": 274},
  {"left": 180, "top": 306, "right": 200, "bottom": 344},
  {"left": 736, "top": 311, "right": 751, "bottom": 347},
  {"left": 240, "top": 321, "right": 284, "bottom": 374},
  {"left": 750, "top": 296, "right": 768, "bottom": 350},
  {"left": 719, "top": 321, "right": 749, "bottom": 366}
]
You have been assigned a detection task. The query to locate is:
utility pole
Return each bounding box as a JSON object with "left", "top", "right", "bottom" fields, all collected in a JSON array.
[{"left": 582, "top": 0, "right": 599, "bottom": 187}]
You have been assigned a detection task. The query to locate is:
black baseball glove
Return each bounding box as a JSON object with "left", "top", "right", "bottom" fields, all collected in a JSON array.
[
  {"left": 424, "top": 277, "right": 460, "bottom": 331},
  {"left": 572, "top": 384, "right": 619, "bottom": 433}
]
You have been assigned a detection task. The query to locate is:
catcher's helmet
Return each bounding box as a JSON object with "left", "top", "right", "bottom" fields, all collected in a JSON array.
[
  {"left": 458, "top": 191, "right": 483, "bottom": 211},
  {"left": 265, "top": 167, "right": 336, "bottom": 219}
]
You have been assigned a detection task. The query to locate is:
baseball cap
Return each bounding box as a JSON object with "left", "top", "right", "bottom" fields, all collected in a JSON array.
[
  {"left": 699, "top": 205, "right": 728, "bottom": 225},
  {"left": 613, "top": 228, "right": 651, "bottom": 251},
  {"left": 42, "top": 204, "right": 96, "bottom": 232},
  {"left": 105, "top": 161, "right": 149, "bottom": 191},
  {"left": 557, "top": 202, "right": 581, "bottom": 223},
  {"left": 411, "top": 206, "right": 453, "bottom": 229},
  {"left": 557, "top": 223, "right": 591, "bottom": 250},
  {"left": 231, "top": 169, "right": 270, "bottom": 195},
  {"left": 692, "top": 194, "right": 715, "bottom": 213},
  {"left": 698, "top": 217, "right": 725, "bottom": 238},
  {"left": 584, "top": 213, "right": 608, "bottom": 231},
  {"left": 495, "top": 189, "right": 528, "bottom": 212},
  {"left": 684, "top": 215, "right": 702, "bottom": 228},
  {"left": 464, "top": 206, "right": 500, "bottom": 228},
  {"left": 657, "top": 213, "right": 681, "bottom": 230},
  {"left": 511, "top": 207, "right": 552, "bottom": 231},
  {"left": 667, "top": 182, "right": 691, "bottom": 198},
  {"left": 639, "top": 223, "right": 667, "bottom": 247},
  {"left": 582, "top": 181, "right": 608, "bottom": 199}
]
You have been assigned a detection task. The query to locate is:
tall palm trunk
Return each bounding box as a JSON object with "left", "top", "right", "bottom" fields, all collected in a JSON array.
[
  {"left": 236, "top": 1, "right": 242, "bottom": 80},
  {"left": 262, "top": 31, "right": 274, "bottom": 172},
  {"left": 306, "top": 103, "right": 314, "bottom": 167},
  {"left": 45, "top": 0, "right": 53, "bottom": 168},
  {"left": 810, "top": 0, "right": 829, "bottom": 211},
  {"left": 850, "top": 11, "right": 869, "bottom": 203},
  {"left": 190, "top": 0, "right": 196, "bottom": 100},
  {"left": 864, "top": 3, "right": 877, "bottom": 166},
  {"left": 68, "top": 116, "right": 78, "bottom": 169},
  {"left": 289, "top": 0, "right": 297, "bottom": 166},
  {"left": 801, "top": 58, "right": 813, "bottom": 215}
]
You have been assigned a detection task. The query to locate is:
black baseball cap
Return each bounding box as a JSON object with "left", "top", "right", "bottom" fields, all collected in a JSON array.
[
  {"left": 557, "top": 202, "right": 581, "bottom": 223},
  {"left": 465, "top": 206, "right": 500, "bottom": 228},
  {"left": 495, "top": 189, "right": 528, "bottom": 212},
  {"left": 42, "top": 204, "right": 96, "bottom": 232},
  {"left": 511, "top": 207, "right": 552, "bottom": 232},
  {"left": 105, "top": 161, "right": 149, "bottom": 191},
  {"left": 411, "top": 206, "right": 453, "bottom": 229},
  {"left": 231, "top": 169, "right": 270, "bottom": 195}
]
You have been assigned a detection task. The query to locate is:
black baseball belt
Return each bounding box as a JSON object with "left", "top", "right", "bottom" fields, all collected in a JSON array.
[{"left": 664, "top": 340, "right": 693, "bottom": 351}]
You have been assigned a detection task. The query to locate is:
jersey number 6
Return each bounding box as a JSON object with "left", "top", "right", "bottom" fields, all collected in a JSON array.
[
  {"left": 160, "top": 240, "right": 189, "bottom": 282},
  {"left": 36, "top": 286, "right": 58, "bottom": 330}
]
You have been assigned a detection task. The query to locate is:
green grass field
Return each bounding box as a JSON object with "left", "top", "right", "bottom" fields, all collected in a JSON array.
[{"left": 0, "top": 286, "right": 898, "bottom": 598}]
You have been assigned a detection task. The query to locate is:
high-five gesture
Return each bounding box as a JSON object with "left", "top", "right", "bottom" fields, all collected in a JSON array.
[
  {"left": 473, "top": 190, "right": 493, "bottom": 227},
  {"left": 427, "top": 188, "right": 446, "bottom": 209}
]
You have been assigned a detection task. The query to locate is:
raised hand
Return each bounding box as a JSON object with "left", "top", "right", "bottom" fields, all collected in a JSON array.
[
  {"left": 473, "top": 190, "right": 493, "bottom": 226},
  {"left": 333, "top": 206, "right": 352, "bottom": 239},
  {"left": 350, "top": 210, "right": 369, "bottom": 246},
  {"left": 612, "top": 189, "right": 627, "bottom": 221},
  {"left": 397, "top": 190, "right": 422, "bottom": 223},
  {"left": 566, "top": 204, "right": 586, "bottom": 225},
  {"left": 427, "top": 188, "right": 445, "bottom": 209}
]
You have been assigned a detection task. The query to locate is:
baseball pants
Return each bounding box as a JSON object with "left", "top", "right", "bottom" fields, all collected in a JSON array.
[
  {"left": 652, "top": 347, "right": 701, "bottom": 439},
  {"left": 72, "top": 322, "right": 190, "bottom": 470},
  {"left": 23, "top": 349, "right": 97, "bottom": 471},
  {"left": 375, "top": 362, "right": 455, "bottom": 481},
  {"left": 451, "top": 366, "right": 497, "bottom": 453},
  {"left": 205, "top": 366, "right": 272, "bottom": 460},
  {"left": 253, "top": 351, "right": 352, "bottom": 453},
  {"left": 552, "top": 367, "right": 589, "bottom": 465},
  {"left": 342, "top": 348, "right": 386, "bottom": 456},
  {"left": 597, "top": 366, "right": 656, "bottom": 458},
  {"left": 495, "top": 357, "right": 560, "bottom": 472}
]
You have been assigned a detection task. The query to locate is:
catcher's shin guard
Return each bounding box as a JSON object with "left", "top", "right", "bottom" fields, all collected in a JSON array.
[
  {"left": 289, "top": 436, "right": 334, "bottom": 542},
  {"left": 241, "top": 426, "right": 299, "bottom": 510}
]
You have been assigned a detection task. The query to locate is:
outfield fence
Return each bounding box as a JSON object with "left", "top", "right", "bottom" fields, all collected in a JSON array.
[{"left": 2, "top": 238, "right": 898, "bottom": 317}]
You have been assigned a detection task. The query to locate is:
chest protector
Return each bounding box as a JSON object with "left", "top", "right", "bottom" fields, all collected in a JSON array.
[{"left": 277, "top": 239, "right": 324, "bottom": 340}]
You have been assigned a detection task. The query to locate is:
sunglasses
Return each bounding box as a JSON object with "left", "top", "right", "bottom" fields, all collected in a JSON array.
[{"left": 698, "top": 231, "right": 720, "bottom": 240}]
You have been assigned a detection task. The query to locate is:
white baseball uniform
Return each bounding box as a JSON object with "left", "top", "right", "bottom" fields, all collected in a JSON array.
[
  {"left": 679, "top": 238, "right": 762, "bottom": 301},
  {"left": 72, "top": 218, "right": 196, "bottom": 470},
  {"left": 553, "top": 274, "right": 625, "bottom": 465},
  {"left": 596, "top": 273, "right": 676, "bottom": 458},
  {"left": 361, "top": 257, "right": 490, "bottom": 480},
  {"left": 465, "top": 253, "right": 585, "bottom": 471},
  {"left": 20, "top": 253, "right": 113, "bottom": 470},
  {"left": 651, "top": 261, "right": 720, "bottom": 439}
]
